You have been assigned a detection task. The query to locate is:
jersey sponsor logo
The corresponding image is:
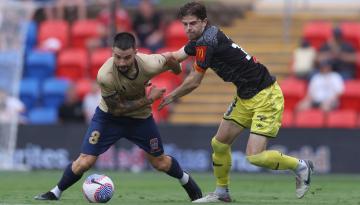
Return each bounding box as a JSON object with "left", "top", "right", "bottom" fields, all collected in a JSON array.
[
  {"left": 195, "top": 46, "right": 207, "bottom": 62},
  {"left": 89, "top": 130, "right": 101, "bottom": 144},
  {"left": 149, "top": 138, "right": 160, "bottom": 153}
]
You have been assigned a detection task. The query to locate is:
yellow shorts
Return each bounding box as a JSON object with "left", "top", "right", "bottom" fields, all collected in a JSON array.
[{"left": 223, "top": 82, "right": 284, "bottom": 138}]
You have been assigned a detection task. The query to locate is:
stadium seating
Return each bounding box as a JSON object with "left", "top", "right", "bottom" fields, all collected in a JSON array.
[
  {"left": 340, "top": 22, "right": 360, "bottom": 51},
  {"left": 19, "top": 78, "right": 40, "bottom": 110},
  {"left": 326, "top": 110, "right": 358, "bottom": 128},
  {"left": 294, "top": 109, "right": 325, "bottom": 128},
  {"left": 281, "top": 110, "right": 294, "bottom": 127},
  {"left": 356, "top": 52, "right": 360, "bottom": 79},
  {"left": 24, "top": 49, "right": 56, "bottom": 81},
  {"left": 339, "top": 80, "right": 360, "bottom": 111},
  {"left": 28, "top": 107, "right": 58, "bottom": 124},
  {"left": 57, "top": 48, "right": 88, "bottom": 81},
  {"left": 71, "top": 19, "right": 100, "bottom": 48},
  {"left": 42, "top": 78, "right": 70, "bottom": 108},
  {"left": 165, "top": 20, "right": 188, "bottom": 48},
  {"left": 25, "top": 21, "right": 37, "bottom": 53},
  {"left": 75, "top": 78, "right": 92, "bottom": 100},
  {"left": 279, "top": 77, "right": 307, "bottom": 111},
  {"left": 38, "top": 20, "right": 69, "bottom": 51},
  {"left": 303, "top": 21, "right": 332, "bottom": 49},
  {"left": 89, "top": 48, "right": 111, "bottom": 79}
]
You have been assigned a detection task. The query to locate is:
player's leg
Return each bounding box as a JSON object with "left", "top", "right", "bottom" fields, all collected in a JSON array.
[
  {"left": 146, "top": 154, "right": 202, "bottom": 201},
  {"left": 246, "top": 82, "right": 314, "bottom": 198},
  {"left": 128, "top": 116, "right": 202, "bottom": 201},
  {"left": 246, "top": 133, "right": 314, "bottom": 198},
  {"left": 35, "top": 107, "right": 122, "bottom": 200},
  {"left": 193, "top": 119, "right": 243, "bottom": 203},
  {"left": 34, "top": 154, "right": 97, "bottom": 200}
]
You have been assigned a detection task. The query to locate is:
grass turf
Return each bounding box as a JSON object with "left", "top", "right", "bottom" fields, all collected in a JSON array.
[{"left": 0, "top": 171, "right": 359, "bottom": 205}]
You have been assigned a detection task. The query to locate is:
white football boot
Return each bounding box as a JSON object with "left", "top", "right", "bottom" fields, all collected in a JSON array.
[
  {"left": 296, "top": 160, "right": 314, "bottom": 199},
  {"left": 192, "top": 192, "right": 231, "bottom": 203}
]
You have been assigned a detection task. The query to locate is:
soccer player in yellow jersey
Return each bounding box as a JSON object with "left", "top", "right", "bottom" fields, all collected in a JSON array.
[
  {"left": 35, "top": 32, "right": 202, "bottom": 202},
  {"left": 159, "top": 2, "right": 314, "bottom": 203}
]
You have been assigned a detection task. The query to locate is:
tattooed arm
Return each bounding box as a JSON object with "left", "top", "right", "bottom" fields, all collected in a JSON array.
[{"left": 103, "top": 86, "right": 166, "bottom": 116}]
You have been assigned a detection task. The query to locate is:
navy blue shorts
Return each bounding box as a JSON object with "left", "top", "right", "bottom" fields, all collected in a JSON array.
[{"left": 81, "top": 107, "right": 164, "bottom": 157}]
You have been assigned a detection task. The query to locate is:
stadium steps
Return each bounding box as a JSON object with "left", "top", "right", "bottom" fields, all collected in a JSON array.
[{"left": 169, "top": 12, "right": 359, "bottom": 124}]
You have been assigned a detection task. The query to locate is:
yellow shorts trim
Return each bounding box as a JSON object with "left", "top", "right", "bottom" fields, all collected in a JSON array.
[{"left": 223, "top": 82, "right": 284, "bottom": 138}]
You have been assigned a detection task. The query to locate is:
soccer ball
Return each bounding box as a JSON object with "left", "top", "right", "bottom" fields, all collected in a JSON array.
[{"left": 82, "top": 174, "right": 115, "bottom": 203}]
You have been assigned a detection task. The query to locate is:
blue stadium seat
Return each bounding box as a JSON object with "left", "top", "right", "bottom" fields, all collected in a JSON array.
[
  {"left": 24, "top": 49, "right": 56, "bottom": 81},
  {"left": 42, "top": 78, "right": 70, "bottom": 108},
  {"left": 122, "top": 0, "right": 158, "bottom": 6},
  {"left": 19, "top": 78, "right": 40, "bottom": 110},
  {"left": 25, "top": 21, "right": 37, "bottom": 53},
  {"left": 28, "top": 107, "right": 58, "bottom": 124}
]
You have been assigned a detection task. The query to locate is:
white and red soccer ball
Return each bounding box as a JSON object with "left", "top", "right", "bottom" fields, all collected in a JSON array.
[{"left": 82, "top": 174, "right": 114, "bottom": 203}]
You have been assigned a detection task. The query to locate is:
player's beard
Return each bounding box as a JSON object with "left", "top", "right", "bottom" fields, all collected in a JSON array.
[{"left": 116, "top": 64, "right": 131, "bottom": 73}]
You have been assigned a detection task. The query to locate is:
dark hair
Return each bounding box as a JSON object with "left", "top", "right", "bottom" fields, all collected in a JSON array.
[
  {"left": 178, "top": 1, "right": 207, "bottom": 20},
  {"left": 113, "top": 32, "right": 136, "bottom": 50}
]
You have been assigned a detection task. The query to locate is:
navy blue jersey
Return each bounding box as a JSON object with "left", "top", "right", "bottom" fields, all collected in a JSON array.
[{"left": 184, "top": 25, "right": 275, "bottom": 99}]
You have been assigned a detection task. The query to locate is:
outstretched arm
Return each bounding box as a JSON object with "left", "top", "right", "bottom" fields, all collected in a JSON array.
[
  {"left": 161, "top": 47, "right": 189, "bottom": 74},
  {"left": 158, "top": 67, "right": 205, "bottom": 110}
]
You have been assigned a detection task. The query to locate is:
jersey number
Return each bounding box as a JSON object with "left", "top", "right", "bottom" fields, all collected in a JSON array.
[{"left": 231, "top": 43, "right": 251, "bottom": 60}]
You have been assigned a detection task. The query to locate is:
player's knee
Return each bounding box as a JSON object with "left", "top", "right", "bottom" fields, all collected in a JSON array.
[
  {"left": 211, "top": 137, "right": 230, "bottom": 154},
  {"left": 246, "top": 151, "right": 269, "bottom": 166},
  {"left": 150, "top": 156, "right": 170, "bottom": 172},
  {"left": 73, "top": 155, "right": 97, "bottom": 173}
]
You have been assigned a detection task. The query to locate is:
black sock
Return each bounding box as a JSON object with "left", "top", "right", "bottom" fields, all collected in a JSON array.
[
  {"left": 57, "top": 163, "right": 83, "bottom": 191},
  {"left": 165, "top": 156, "right": 184, "bottom": 179}
]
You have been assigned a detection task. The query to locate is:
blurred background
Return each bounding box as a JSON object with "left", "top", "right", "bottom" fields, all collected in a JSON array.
[{"left": 0, "top": 0, "right": 360, "bottom": 174}]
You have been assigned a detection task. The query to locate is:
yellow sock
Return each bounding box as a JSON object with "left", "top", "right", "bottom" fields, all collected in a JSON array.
[
  {"left": 211, "top": 137, "right": 231, "bottom": 187},
  {"left": 246, "top": 150, "right": 298, "bottom": 170}
]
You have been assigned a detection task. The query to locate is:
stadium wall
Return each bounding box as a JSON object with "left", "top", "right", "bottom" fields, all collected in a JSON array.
[{"left": 14, "top": 125, "right": 360, "bottom": 173}]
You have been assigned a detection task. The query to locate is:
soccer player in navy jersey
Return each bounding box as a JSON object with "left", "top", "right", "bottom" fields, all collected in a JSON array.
[
  {"left": 34, "top": 32, "right": 202, "bottom": 202},
  {"left": 159, "top": 2, "right": 314, "bottom": 202}
]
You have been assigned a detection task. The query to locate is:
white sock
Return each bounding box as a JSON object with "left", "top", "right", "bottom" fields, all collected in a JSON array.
[
  {"left": 50, "top": 186, "right": 62, "bottom": 199},
  {"left": 179, "top": 172, "right": 189, "bottom": 185},
  {"left": 294, "top": 160, "right": 307, "bottom": 176},
  {"left": 215, "top": 186, "right": 229, "bottom": 196}
]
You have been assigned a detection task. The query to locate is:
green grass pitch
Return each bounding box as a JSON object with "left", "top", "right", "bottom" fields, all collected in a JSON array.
[{"left": 0, "top": 171, "right": 359, "bottom": 205}]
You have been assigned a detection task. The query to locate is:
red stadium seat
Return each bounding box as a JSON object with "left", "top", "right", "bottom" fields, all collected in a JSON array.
[
  {"left": 356, "top": 52, "right": 360, "bottom": 79},
  {"left": 90, "top": 48, "right": 112, "bottom": 79},
  {"left": 339, "top": 80, "right": 360, "bottom": 111},
  {"left": 294, "top": 109, "right": 325, "bottom": 128},
  {"left": 340, "top": 22, "right": 360, "bottom": 51},
  {"left": 71, "top": 20, "right": 101, "bottom": 48},
  {"left": 165, "top": 20, "right": 188, "bottom": 48},
  {"left": 326, "top": 110, "right": 357, "bottom": 128},
  {"left": 303, "top": 21, "right": 332, "bottom": 50},
  {"left": 281, "top": 110, "right": 294, "bottom": 128},
  {"left": 279, "top": 77, "right": 307, "bottom": 111},
  {"left": 57, "top": 48, "right": 88, "bottom": 81},
  {"left": 38, "top": 20, "right": 69, "bottom": 51},
  {"left": 75, "top": 78, "right": 93, "bottom": 100}
]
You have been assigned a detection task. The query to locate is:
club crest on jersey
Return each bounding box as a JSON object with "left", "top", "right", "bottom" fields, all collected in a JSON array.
[
  {"left": 149, "top": 138, "right": 160, "bottom": 153},
  {"left": 196, "top": 46, "right": 207, "bottom": 62}
]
